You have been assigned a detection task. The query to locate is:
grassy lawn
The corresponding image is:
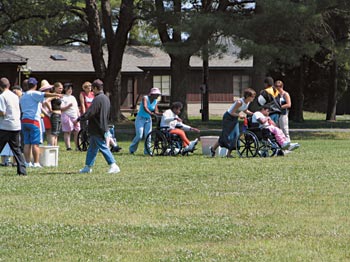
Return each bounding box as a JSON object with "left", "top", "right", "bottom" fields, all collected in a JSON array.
[{"left": 1, "top": 112, "right": 350, "bottom": 261}]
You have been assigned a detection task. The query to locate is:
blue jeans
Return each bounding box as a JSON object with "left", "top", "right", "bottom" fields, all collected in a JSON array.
[
  {"left": 270, "top": 113, "right": 280, "bottom": 124},
  {"left": 85, "top": 135, "right": 116, "bottom": 167},
  {"left": 129, "top": 116, "right": 152, "bottom": 154}
]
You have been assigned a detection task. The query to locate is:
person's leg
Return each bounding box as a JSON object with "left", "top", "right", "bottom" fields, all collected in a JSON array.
[
  {"left": 23, "top": 144, "right": 31, "bottom": 163},
  {"left": 227, "top": 122, "right": 240, "bottom": 157},
  {"left": 169, "top": 129, "right": 190, "bottom": 146},
  {"left": 64, "top": 132, "right": 72, "bottom": 150},
  {"left": 268, "top": 126, "right": 288, "bottom": 147},
  {"left": 143, "top": 118, "right": 152, "bottom": 154},
  {"left": 8, "top": 131, "right": 27, "bottom": 175},
  {"left": 73, "top": 130, "right": 79, "bottom": 149},
  {"left": 85, "top": 135, "right": 100, "bottom": 167},
  {"left": 32, "top": 144, "right": 41, "bottom": 164},
  {"left": 129, "top": 117, "right": 146, "bottom": 153},
  {"left": 95, "top": 136, "right": 116, "bottom": 165},
  {"left": 278, "top": 114, "right": 290, "bottom": 142}
]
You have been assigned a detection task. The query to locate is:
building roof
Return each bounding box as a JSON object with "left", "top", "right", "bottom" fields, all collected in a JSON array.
[
  {"left": 1, "top": 45, "right": 253, "bottom": 73},
  {"left": 0, "top": 50, "right": 27, "bottom": 64}
]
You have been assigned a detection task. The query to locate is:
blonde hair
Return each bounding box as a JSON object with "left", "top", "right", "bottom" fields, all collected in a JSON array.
[{"left": 82, "top": 81, "right": 91, "bottom": 89}]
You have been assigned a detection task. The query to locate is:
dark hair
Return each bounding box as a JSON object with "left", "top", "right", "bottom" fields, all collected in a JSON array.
[
  {"left": 264, "top": 76, "right": 274, "bottom": 86},
  {"left": 63, "top": 83, "right": 73, "bottom": 93},
  {"left": 261, "top": 104, "right": 270, "bottom": 110},
  {"left": 170, "top": 101, "right": 183, "bottom": 111},
  {"left": 243, "top": 88, "right": 256, "bottom": 99},
  {"left": 11, "top": 85, "right": 22, "bottom": 91}
]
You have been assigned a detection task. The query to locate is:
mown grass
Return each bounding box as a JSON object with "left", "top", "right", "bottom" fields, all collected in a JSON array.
[{"left": 1, "top": 112, "right": 350, "bottom": 261}]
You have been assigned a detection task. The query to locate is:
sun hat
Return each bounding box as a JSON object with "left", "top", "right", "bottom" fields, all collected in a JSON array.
[
  {"left": 39, "top": 79, "right": 53, "bottom": 91},
  {"left": 28, "top": 77, "right": 38, "bottom": 86},
  {"left": 149, "top": 87, "right": 161, "bottom": 96}
]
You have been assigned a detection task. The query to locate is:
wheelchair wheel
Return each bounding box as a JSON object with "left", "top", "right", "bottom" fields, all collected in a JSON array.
[
  {"left": 168, "top": 135, "right": 182, "bottom": 156},
  {"left": 144, "top": 130, "right": 167, "bottom": 156},
  {"left": 258, "top": 139, "right": 278, "bottom": 157},
  {"left": 236, "top": 131, "right": 259, "bottom": 158},
  {"left": 77, "top": 129, "right": 89, "bottom": 151}
]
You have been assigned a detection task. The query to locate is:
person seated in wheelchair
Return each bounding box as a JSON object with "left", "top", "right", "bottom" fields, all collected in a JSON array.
[
  {"left": 252, "top": 105, "right": 300, "bottom": 151},
  {"left": 160, "top": 102, "right": 200, "bottom": 153}
]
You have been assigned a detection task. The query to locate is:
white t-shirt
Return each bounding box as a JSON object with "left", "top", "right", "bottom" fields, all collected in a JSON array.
[
  {"left": 62, "top": 94, "right": 79, "bottom": 118},
  {"left": 252, "top": 111, "right": 269, "bottom": 128},
  {"left": 0, "top": 89, "right": 21, "bottom": 131},
  {"left": 160, "top": 109, "right": 191, "bottom": 131}
]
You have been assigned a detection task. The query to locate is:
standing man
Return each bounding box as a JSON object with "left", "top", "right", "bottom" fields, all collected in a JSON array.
[
  {"left": 257, "top": 76, "right": 282, "bottom": 123},
  {"left": 20, "top": 77, "right": 62, "bottom": 168},
  {"left": 77, "top": 79, "right": 120, "bottom": 174},
  {"left": 0, "top": 77, "right": 26, "bottom": 175}
]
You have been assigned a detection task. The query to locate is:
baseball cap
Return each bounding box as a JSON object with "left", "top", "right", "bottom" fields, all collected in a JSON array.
[
  {"left": 92, "top": 79, "right": 103, "bottom": 88},
  {"left": 28, "top": 77, "right": 38, "bottom": 86}
]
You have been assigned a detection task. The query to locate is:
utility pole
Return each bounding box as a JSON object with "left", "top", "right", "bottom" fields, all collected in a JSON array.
[{"left": 201, "top": 44, "right": 209, "bottom": 121}]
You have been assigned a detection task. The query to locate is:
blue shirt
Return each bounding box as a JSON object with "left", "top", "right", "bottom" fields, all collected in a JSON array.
[
  {"left": 20, "top": 90, "right": 45, "bottom": 121},
  {"left": 137, "top": 96, "right": 158, "bottom": 119}
]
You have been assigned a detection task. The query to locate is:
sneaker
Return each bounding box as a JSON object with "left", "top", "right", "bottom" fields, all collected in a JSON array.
[
  {"left": 108, "top": 163, "right": 120, "bottom": 174},
  {"left": 187, "top": 138, "right": 199, "bottom": 151},
  {"left": 66, "top": 148, "right": 72, "bottom": 151},
  {"left": 33, "top": 163, "right": 42, "bottom": 168},
  {"left": 25, "top": 162, "right": 33, "bottom": 168},
  {"left": 79, "top": 166, "right": 92, "bottom": 173},
  {"left": 111, "top": 146, "right": 122, "bottom": 153},
  {"left": 209, "top": 146, "right": 216, "bottom": 157},
  {"left": 281, "top": 141, "right": 290, "bottom": 150},
  {"left": 288, "top": 143, "right": 300, "bottom": 151}
]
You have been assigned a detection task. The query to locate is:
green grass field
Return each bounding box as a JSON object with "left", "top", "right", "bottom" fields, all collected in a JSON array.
[{"left": 1, "top": 113, "right": 350, "bottom": 261}]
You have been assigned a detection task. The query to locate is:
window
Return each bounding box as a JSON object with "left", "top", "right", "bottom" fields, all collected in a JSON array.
[
  {"left": 153, "top": 75, "right": 171, "bottom": 101},
  {"left": 233, "top": 75, "right": 251, "bottom": 97}
]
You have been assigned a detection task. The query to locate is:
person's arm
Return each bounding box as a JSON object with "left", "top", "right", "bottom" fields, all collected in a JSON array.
[
  {"left": 0, "top": 96, "right": 6, "bottom": 116},
  {"left": 281, "top": 92, "right": 291, "bottom": 109},
  {"left": 229, "top": 100, "right": 245, "bottom": 118},
  {"left": 79, "top": 92, "right": 86, "bottom": 114},
  {"left": 142, "top": 96, "right": 154, "bottom": 115},
  {"left": 153, "top": 104, "right": 162, "bottom": 116}
]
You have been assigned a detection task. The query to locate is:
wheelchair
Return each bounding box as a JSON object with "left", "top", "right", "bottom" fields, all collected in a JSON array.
[
  {"left": 235, "top": 118, "right": 284, "bottom": 158},
  {"left": 144, "top": 123, "right": 195, "bottom": 157},
  {"left": 77, "top": 124, "right": 119, "bottom": 152}
]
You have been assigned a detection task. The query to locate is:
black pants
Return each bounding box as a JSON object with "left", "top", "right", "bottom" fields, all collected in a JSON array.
[{"left": 0, "top": 129, "right": 26, "bottom": 175}]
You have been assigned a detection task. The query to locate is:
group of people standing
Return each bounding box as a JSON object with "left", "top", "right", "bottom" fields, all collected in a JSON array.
[{"left": 0, "top": 77, "right": 121, "bottom": 175}]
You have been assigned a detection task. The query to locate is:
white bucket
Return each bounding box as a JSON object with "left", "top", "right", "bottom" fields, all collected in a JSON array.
[
  {"left": 200, "top": 136, "right": 227, "bottom": 157},
  {"left": 39, "top": 146, "right": 59, "bottom": 167}
]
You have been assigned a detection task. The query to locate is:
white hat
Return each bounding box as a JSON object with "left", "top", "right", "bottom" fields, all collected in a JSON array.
[
  {"left": 149, "top": 87, "right": 161, "bottom": 95},
  {"left": 39, "top": 79, "right": 53, "bottom": 91}
]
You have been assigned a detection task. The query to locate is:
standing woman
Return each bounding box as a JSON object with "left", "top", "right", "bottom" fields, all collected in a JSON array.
[
  {"left": 275, "top": 80, "right": 291, "bottom": 142},
  {"left": 210, "top": 88, "right": 256, "bottom": 158},
  {"left": 129, "top": 87, "right": 162, "bottom": 154},
  {"left": 48, "top": 82, "right": 63, "bottom": 146},
  {"left": 61, "top": 83, "right": 80, "bottom": 150},
  {"left": 79, "top": 81, "right": 94, "bottom": 114}
]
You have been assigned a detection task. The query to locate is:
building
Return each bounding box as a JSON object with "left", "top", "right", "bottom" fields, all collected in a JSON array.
[{"left": 0, "top": 45, "right": 253, "bottom": 114}]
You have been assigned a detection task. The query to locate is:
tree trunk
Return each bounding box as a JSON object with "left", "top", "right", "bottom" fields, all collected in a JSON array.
[
  {"left": 289, "top": 61, "right": 305, "bottom": 122},
  {"left": 170, "top": 54, "right": 191, "bottom": 120},
  {"left": 326, "top": 59, "right": 337, "bottom": 121}
]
